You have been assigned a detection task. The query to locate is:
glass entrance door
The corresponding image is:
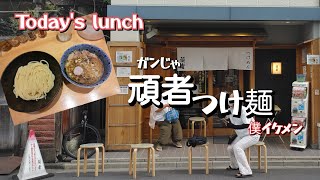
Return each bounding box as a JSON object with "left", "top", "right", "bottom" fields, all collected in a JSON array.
[{"left": 178, "top": 70, "right": 241, "bottom": 137}]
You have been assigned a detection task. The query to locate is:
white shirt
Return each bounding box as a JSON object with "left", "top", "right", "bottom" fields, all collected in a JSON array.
[
  {"left": 228, "top": 106, "right": 253, "bottom": 138},
  {"left": 149, "top": 99, "right": 170, "bottom": 129}
]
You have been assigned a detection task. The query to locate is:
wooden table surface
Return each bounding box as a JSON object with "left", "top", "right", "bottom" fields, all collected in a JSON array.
[{"left": 0, "top": 29, "right": 120, "bottom": 125}]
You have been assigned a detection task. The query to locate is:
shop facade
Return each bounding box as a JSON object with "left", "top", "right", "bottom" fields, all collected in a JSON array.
[
  {"left": 2, "top": 1, "right": 320, "bottom": 163},
  {"left": 105, "top": 1, "right": 320, "bottom": 150}
]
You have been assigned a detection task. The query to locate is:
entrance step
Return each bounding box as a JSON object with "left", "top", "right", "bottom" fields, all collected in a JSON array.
[
  {"left": 69, "top": 156, "right": 320, "bottom": 164},
  {"left": 46, "top": 156, "right": 320, "bottom": 171}
]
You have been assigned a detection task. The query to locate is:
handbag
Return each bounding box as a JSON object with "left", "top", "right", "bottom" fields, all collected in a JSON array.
[
  {"left": 228, "top": 134, "right": 238, "bottom": 144},
  {"left": 186, "top": 135, "right": 207, "bottom": 147},
  {"left": 165, "top": 107, "right": 179, "bottom": 123}
]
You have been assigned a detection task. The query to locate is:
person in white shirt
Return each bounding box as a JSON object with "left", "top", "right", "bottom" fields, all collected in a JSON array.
[
  {"left": 149, "top": 98, "right": 183, "bottom": 151},
  {"left": 225, "top": 93, "right": 260, "bottom": 178}
]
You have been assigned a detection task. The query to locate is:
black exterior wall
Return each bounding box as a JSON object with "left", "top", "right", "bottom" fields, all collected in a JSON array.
[{"left": 255, "top": 49, "right": 296, "bottom": 125}]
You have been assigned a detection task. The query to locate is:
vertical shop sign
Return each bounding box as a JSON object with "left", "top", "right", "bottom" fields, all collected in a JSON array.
[
  {"left": 302, "top": 48, "right": 307, "bottom": 64},
  {"left": 303, "top": 66, "right": 307, "bottom": 75}
]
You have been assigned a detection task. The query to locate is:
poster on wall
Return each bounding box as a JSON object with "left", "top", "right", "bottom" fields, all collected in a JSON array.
[
  {"left": 228, "top": 47, "right": 253, "bottom": 70},
  {"left": 116, "top": 67, "right": 131, "bottom": 77},
  {"left": 116, "top": 51, "right": 133, "bottom": 63},
  {"left": 119, "top": 86, "right": 129, "bottom": 94},
  {"left": 307, "top": 54, "right": 320, "bottom": 65}
]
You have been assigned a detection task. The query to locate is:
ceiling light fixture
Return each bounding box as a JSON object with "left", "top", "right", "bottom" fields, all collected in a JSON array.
[
  {"left": 146, "top": 28, "right": 159, "bottom": 39},
  {"left": 271, "top": 62, "right": 282, "bottom": 75},
  {"left": 145, "top": 25, "right": 158, "bottom": 39}
]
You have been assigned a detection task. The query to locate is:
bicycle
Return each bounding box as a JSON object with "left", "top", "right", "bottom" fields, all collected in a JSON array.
[{"left": 61, "top": 109, "right": 101, "bottom": 159}]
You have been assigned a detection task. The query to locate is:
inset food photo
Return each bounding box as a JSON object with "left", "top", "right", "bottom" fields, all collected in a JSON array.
[{"left": 0, "top": 14, "right": 120, "bottom": 125}]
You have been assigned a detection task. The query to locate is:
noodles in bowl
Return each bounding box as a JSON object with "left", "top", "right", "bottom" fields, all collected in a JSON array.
[
  {"left": 1, "top": 51, "right": 63, "bottom": 112},
  {"left": 65, "top": 50, "right": 104, "bottom": 85},
  {"left": 60, "top": 44, "right": 112, "bottom": 88},
  {"left": 13, "top": 60, "right": 55, "bottom": 101}
]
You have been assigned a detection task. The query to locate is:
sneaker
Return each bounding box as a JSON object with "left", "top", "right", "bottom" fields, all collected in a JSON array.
[
  {"left": 155, "top": 145, "right": 163, "bottom": 151},
  {"left": 173, "top": 141, "right": 183, "bottom": 148}
]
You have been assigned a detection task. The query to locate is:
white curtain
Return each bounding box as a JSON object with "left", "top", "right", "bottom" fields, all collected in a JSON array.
[
  {"left": 177, "top": 48, "right": 204, "bottom": 71},
  {"left": 177, "top": 47, "right": 253, "bottom": 71},
  {"left": 228, "top": 47, "right": 253, "bottom": 70}
]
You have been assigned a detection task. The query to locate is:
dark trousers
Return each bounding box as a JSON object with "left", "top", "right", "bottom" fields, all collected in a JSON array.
[{"left": 156, "top": 120, "right": 183, "bottom": 145}]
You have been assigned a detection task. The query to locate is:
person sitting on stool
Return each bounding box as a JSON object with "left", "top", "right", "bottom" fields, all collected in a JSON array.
[
  {"left": 224, "top": 94, "right": 260, "bottom": 178},
  {"left": 149, "top": 98, "right": 183, "bottom": 151}
]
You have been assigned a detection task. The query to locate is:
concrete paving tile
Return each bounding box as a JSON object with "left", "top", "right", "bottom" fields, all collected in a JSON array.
[{"left": 283, "top": 160, "right": 319, "bottom": 167}]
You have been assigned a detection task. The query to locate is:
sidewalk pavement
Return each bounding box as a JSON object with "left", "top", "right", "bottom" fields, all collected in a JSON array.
[
  {"left": 43, "top": 137, "right": 320, "bottom": 171},
  {"left": 6, "top": 169, "right": 320, "bottom": 180}
]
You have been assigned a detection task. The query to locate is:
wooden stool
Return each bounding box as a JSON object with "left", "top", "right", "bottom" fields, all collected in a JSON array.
[
  {"left": 129, "top": 144, "right": 155, "bottom": 179},
  {"left": 246, "top": 141, "right": 267, "bottom": 173},
  {"left": 188, "top": 143, "right": 209, "bottom": 175},
  {"left": 77, "top": 143, "right": 105, "bottom": 177},
  {"left": 188, "top": 117, "right": 206, "bottom": 138},
  {"left": 187, "top": 117, "right": 209, "bottom": 175}
]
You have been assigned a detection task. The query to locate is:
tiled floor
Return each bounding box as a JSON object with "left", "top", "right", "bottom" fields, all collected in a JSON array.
[{"left": 102, "top": 137, "right": 320, "bottom": 159}]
